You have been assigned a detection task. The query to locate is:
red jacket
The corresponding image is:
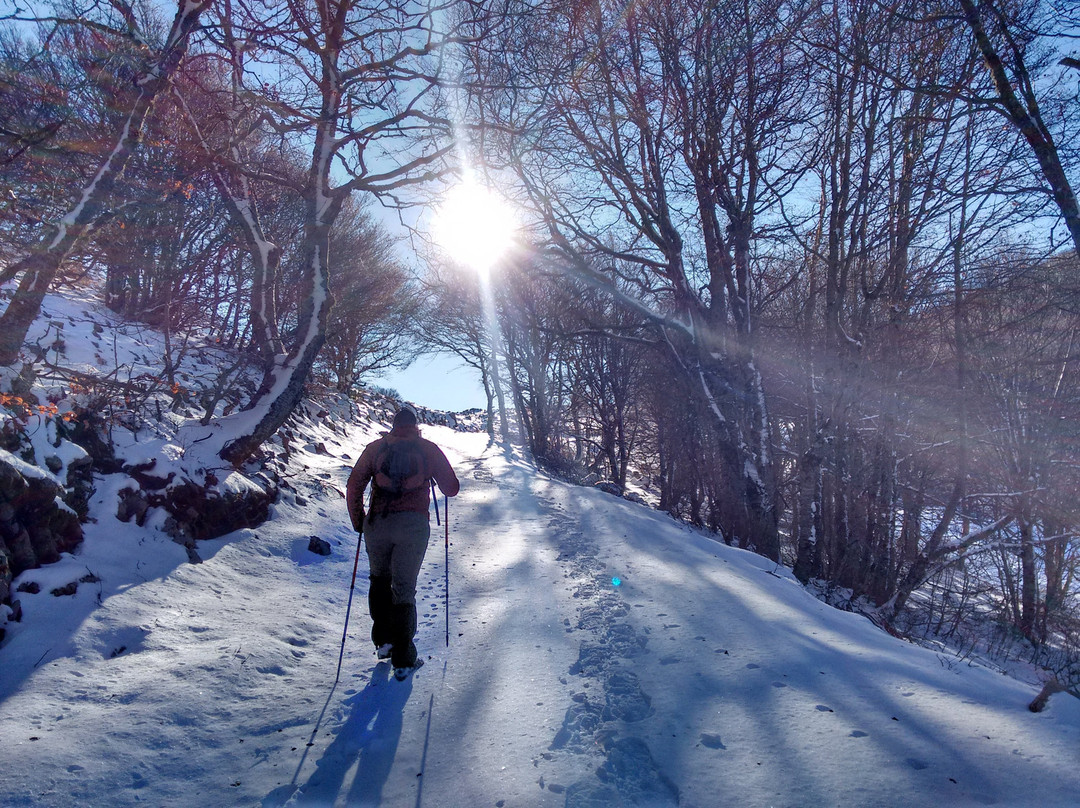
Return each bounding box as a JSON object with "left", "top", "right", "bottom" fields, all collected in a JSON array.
[{"left": 346, "top": 424, "right": 460, "bottom": 529}]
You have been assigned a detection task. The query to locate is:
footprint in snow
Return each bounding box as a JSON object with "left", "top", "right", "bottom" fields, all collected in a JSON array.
[{"left": 699, "top": 733, "right": 726, "bottom": 749}]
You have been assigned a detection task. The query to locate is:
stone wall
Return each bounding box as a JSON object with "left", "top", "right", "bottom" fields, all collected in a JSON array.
[{"left": 0, "top": 455, "right": 84, "bottom": 606}]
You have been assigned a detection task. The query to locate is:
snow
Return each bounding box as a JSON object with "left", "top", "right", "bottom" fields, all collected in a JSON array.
[
  {"left": 0, "top": 446, "right": 53, "bottom": 483},
  {"left": 47, "top": 112, "right": 136, "bottom": 254},
  {"left": 696, "top": 368, "right": 726, "bottom": 423},
  {"left": 2, "top": 417, "right": 1079, "bottom": 807},
  {"left": 6, "top": 278, "right": 264, "bottom": 481},
  {"left": 2, "top": 280, "right": 1078, "bottom": 805}
]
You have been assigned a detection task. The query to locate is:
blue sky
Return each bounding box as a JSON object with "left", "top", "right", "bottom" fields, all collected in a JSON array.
[{"left": 373, "top": 350, "right": 486, "bottom": 412}]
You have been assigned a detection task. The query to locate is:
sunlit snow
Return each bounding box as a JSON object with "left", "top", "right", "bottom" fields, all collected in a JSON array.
[
  {"left": 0, "top": 283, "right": 1078, "bottom": 808},
  {"left": 2, "top": 421, "right": 1078, "bottom": 807}
]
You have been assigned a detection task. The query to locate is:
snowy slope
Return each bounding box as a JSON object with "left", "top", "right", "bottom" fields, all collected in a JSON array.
[{"left": 1, "top": 421, "right": 1078, "bottom": 808}]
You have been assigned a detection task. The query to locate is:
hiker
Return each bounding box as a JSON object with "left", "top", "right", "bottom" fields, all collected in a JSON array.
[{"left": 346, "top": 406, "right": 460, "bottom": 678}]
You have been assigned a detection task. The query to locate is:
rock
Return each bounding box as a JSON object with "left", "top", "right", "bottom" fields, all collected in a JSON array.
[
  {"left": 51, "top": 581, "right": 78, "bottom": 597},
  {"left": 0, "top": 544, "right": 8, "bottom": 604},
  {"left": 122, "top": 459, "right": 174, "bottom": 490},
  {"left": 165, "top": 525, "right": 203, "bottom": 564},
  {"left": 308, "top": 536, "right": 332, "bottom": 556},
  {"left": 66, "top": 407, "right": 121, "bottom": 473},
  {"left": 63, "top": 454, "right": 94, "bottom": 519},
  {"left": 0, "top": 455, "right": 83, "bottom": 602},
  {"left": 45, "top": 455, "right": 63, "bottom": 474},
  {"left": 16, "top": 581, "right": 39, "bottom": 595},
  {"left": 155, "top": 474, "right": 278, "bottom": 543},
  {"left": 594, "top": 481, "right": 623, "bottom": 496},
  {"left": 117, "top": 488, "right": 150, "bottom": 525}
]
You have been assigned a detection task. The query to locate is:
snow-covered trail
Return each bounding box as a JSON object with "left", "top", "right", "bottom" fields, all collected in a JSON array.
[
  {"left": 2, "top": 422, "right": 1079, "bottom": 807},
  {"left": 279, "top": 437, "right": 588, "bottom": 808}
]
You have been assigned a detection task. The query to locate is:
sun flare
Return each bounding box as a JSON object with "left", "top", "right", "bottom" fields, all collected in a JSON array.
[{"left": 432, "top": 181, "right": 518, "bottom": 274}]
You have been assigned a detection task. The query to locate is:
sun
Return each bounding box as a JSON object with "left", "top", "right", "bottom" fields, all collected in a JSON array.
[{"left": 432, "top": 180, "right": 518, "bottom": 274}]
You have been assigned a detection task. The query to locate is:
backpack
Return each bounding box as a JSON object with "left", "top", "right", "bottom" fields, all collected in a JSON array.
[{"left": 372, "top": 438, "right": 429, "bottom": 502}]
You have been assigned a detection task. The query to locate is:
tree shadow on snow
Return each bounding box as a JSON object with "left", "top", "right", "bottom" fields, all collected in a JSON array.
[{"left": 264, "top": 662, "right": 413, "bottom": 807}]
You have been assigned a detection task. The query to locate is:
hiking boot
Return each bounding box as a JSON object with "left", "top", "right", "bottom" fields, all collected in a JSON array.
[
  {"left": 389, "top": 603, "right": 418, "bottom": 668},
  {"left": 393, "top": 657, "right": 424, "bottom": 681}
]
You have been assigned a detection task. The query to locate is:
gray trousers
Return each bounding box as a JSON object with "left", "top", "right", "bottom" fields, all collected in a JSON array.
[
  {"left": 364, "top": 511, "right": 431, "bottom": 605},
  {"left": 364, "top": 511, "right": 430, "bottom": 667}
]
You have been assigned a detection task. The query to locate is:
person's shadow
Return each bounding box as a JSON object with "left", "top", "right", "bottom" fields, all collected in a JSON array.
[{"left": 284, "top": 662, "right": 413, "bottom": 806}]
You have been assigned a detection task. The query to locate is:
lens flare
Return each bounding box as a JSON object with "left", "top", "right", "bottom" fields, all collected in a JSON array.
[{"left": 432, "top": 181, "right": 517, "bottom": 274}]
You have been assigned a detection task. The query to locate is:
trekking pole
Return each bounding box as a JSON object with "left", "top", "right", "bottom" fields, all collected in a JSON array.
[
  {"left": 444, "top": 494, "right": 450, "bottom": 647},
  {"left": 335, "top": 531, "right": 364, "bottom": 683},
  {"left": 430, "top": 481, "right": 449, "bottom": 646}
]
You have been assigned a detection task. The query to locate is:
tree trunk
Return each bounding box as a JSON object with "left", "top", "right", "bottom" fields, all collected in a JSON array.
[
  {"left": 1042, "top": 518, "right": 1065, "bottom": 642},
  {"left": 219, "top": 152, "right": 337, "bottom": 465},
  {"left": 210, "top": 173, "right": 283, "bottom": 364},
  {"left": 793, "top": 424, "right": 826, "bottom": 583},
  {"left": 480, "top": 346, "right": 496, "bottom": 442},
  {"left": 213, "top": 4, "right": 282, "bottom": 364},
  {"left": 1018, "top": 515, "right": 1038, "bottom": 641},
  {"left": 695, "top": 344, "right": 780, "bottom": 560}
]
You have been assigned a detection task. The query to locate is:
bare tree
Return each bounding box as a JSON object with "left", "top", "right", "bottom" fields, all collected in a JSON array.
[
  {"left": 561, "top": 282, "right": 649, "bottom": 487},
  {"left": 320, "top": 199, "right": 418, "bottom": 390},
  {"left": 954, "top": 0, "right": 1080, "bottom": 254},
  {"left": 198, "top": 0, "right": 499, "bottom": 466},
  {"left": 468, "top": 0, "right": 821, "bottom": 556},
  {"left": 412, "top": 266, "right": 500, "bottom": 438},
  {"left": 0, "top": 0, "right": 213, "bottom": 365}
]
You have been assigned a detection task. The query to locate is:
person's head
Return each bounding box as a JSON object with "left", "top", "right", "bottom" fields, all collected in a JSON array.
[{"left": 392, "top": 405, "right": 418, "bottom": 429}]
